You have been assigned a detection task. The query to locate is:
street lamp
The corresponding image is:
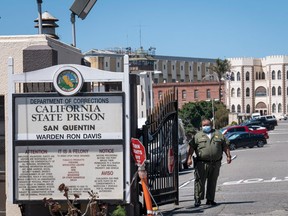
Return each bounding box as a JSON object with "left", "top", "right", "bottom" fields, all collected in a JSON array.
[
  {"left": 207, "top": 98, "right": 219, "bottom": 129},
  {"left": 69, "top": 0, "right": 97, "bottom": 46}
]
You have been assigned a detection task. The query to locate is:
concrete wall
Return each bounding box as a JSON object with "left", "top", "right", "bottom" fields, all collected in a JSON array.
[{"left": 0, "top": 34, "right": 83, "bottom": 216}]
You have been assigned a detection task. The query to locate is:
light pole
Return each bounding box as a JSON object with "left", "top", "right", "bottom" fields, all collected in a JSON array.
[
  {"left": 207, "top": 98, "right": 219, "bottom": 129},
  {"left": 69, "top": 0, "right": 98, "bottom": 47}
]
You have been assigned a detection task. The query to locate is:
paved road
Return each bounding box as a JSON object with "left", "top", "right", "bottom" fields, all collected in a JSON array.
[{"left": 159, "top": 121, "right": 288, "bottom": 216}]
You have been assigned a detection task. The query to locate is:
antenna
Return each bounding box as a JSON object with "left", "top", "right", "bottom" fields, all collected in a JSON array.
[{"left": 139, "top": 24, "right": 142, "bottom": 48}]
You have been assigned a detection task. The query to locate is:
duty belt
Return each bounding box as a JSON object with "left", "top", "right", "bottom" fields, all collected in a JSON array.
[{"left": 197, "top": 157, "right": 222, "bottom": 163}]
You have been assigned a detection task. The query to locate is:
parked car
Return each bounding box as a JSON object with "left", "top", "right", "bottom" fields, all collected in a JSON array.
[
  {"left": 241, "top": 118, "right": 275, "bottom": 131},
  {"left": 227, "top": 131, "right": 267, "bottom": 150},
  {"left": 220, "top": 125, "right": 269, "bottom": 139},
  {"left": 259, "top": 115, "right": 278, "bottom": 127},
  {"left": 277, "top": 114, "right": 287, "bottom": 121},
  {"left": 247, "top": 125, "right": 269, "bottom": 139}
]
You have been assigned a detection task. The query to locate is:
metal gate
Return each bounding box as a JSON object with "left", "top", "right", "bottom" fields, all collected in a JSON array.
[{"left": 141, "top": 90, "right": 179, "bottom": 206}]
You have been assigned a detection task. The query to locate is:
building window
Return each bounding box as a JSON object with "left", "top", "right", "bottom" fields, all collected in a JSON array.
[
  {"left": 255, "top": 86, "right": 267, "bottom": 97},
  {"left": 173, "top": 65, "right": 175, "bottom": 70},
  {"left": 278, "top": 86, "right": 282, "bottom": 96},
  {"left": 272, "top": 103, "right": 276, "bottom": 113},
  {"left": 158, "top": 91, "right": 163, "bottom": 100},
  {"left": 246, "top": 71, "right": 250, "bottom": 81},
  {"left": 256, "top": 72, "right": 259, "bottom": 80},
  {"left": 206, "top": 89, "right": 211, "bottom": 99},
  {"left": 231, "top": 105, "right": 235, "bottom": 112},
  {"left": 198, "top": 66, "right": 200, "bottom": 71},
  {"left": 246, "top": 88, "right": 250, "bottom": 97},
  {"left": 237, "top": 104, "right": 241, "bottom": 113},
  {"left": 181, "top": 65, "right": 183, "bottom": 70},
  {"left": 163, "top": 65, "right": 166, "bottom": 70},
  {"left": 237, "top": 88, "right": 241, "bottom": 97},
  {"left": 105, "top": 62, "right": 108, "bottom": 67},
  {"left": 246, "top": 104, "right": 251, "bottom": 113},
  {"left": 237, "top": 72, "right": 241, "bottom": 81},
  {"left": 194, "top": 90, "right": 199, "bottom": 99},
  {"left": 231, "top": 88, "right": 235, "bottom": 97},
  {"left": 278, "top": 103, "right": 282, "bottom": 113},
  {"left": 117, "top": 62, "right": 120, "bottom": 68},
  {"left": 182, "top": 90, "right": 187, "bottom": 99},
  {"left": 277, "top": 70, "right": 281, "bottom": 79},
  {"left": 190, "top": 66, "right": 192, "bottom": 71},
  {"left": 231, "top": 72, "right": 235, "bottom": 81},
  {"left": 262, "top": 72, "right": 265, "bottom": 80},
  {"left": 272, "top": 87, "right": 276, "bottom": 96},
  {"left": 272, "top": 70, "right": 275, "bottom": 80}
]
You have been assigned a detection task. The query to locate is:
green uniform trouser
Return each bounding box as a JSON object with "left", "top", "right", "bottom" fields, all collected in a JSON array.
[{"left": 194, "top": 160, "right": 221, "bottom": 201}]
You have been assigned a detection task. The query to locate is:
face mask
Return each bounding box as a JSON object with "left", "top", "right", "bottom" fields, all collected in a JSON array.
[{"left": 202, "top": 125, "right": 211, "bottom": 133}]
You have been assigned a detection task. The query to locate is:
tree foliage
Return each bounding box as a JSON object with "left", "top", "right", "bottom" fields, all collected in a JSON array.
[
  {"left": 209, "top": 58, "right": 231, "bottom": 102},
  {"left": 179, "top": 101, "right": 229, "bottom": 131}
]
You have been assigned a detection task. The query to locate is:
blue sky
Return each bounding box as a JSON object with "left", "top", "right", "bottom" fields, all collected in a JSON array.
[{"left": 1, "top": 0, "right": 288, "bottom": 59}]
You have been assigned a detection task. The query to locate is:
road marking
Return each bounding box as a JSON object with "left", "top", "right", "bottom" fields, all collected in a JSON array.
[{"left": 222, "top": 177, "right": 288, "bottom": 186}]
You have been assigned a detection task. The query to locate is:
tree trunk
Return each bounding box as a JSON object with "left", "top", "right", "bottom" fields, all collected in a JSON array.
[{"left": 219, "top": 82, "right": 222, "bottom": 102}]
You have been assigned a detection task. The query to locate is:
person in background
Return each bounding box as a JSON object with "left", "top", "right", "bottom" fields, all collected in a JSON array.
[{"left": 187, "top": 118, "right": 232, "bottom": 207}]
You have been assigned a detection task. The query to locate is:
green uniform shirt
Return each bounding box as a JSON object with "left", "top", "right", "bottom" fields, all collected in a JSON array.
[{"left": 190, "top": 129, "right": 229, "bottom": 161}]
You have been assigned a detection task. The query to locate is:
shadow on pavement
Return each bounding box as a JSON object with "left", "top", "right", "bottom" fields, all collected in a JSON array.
[{"left": 161, "top": 201, "right": 255, "bottom": 215}]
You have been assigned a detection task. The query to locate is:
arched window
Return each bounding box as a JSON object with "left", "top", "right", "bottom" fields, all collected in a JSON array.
[
  {"left": 278, "top": 103, "right": 282, "bottom": 113},
  {"left": 277, "top": 70, "right": 281, "bottom": 79},
  {"left": 231, "top": 105, "right": 235, "bottom": 112},
  {"left": 272, "top": 70, "right": 275, "bottom": 80},
  {"left": 246, "top": 88, "right": 250, "bottom": 97},
  {"left": 206, "top": 89, "right": 211, "bottom": 99},
  {"left": 246, "top": 104, "right": 251, "bottom": 113},
  {"left": 237, "top": 104, "right": 241, "bottom": 113},
  {"left": 272, "top": 87, "right": 276, "bottom": 96},
  {"left": 278, "top": 86, "right": 282, "bottom": 96},
  {"left": 255, "top": 86, "right": 267, "bottom": 97},
  {"left": 256, "top": 72, "right": 259, "bottom": 80},
  {"left": 237, "top": 88, "right": 241, "bottom": 97},
  {"left": 231, "top": 88, "right": 235, "bottom": 97},
  {"left": 158, "top": 91, "right": 163, "bottom": 100},
  {"left": 272, "top": 103, "right": 276, "bottom": 113},
  {"left": 182, "top": 90, "right": 186, "bottom": 99},
  {"left": 194, "top": 90, "right": 198, "bottom": 99},
  {"left": 262, "top": 72, "right": 265, "bottom": 80},
  {"left": 246, "top": 71, "right": 250, "bottom": 81},
  {"left": 231, "top": 72, "right": 235, "bottom": 81},
  {"left": 237, "top": 72, "right": 241, "bottom": 81}
]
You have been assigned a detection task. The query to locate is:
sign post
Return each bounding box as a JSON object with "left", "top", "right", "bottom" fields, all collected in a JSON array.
[{"left": 131, "top": 138, "right": 154, "bottom": 216}]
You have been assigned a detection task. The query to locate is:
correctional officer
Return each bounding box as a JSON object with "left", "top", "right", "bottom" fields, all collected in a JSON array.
[{"left": 187, "top": 118, "right": 232, "bottom": 207}]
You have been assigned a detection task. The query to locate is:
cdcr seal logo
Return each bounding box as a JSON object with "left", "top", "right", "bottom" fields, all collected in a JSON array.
[{"left": 53, "top": 66, "right": 83, "bottom": 96}]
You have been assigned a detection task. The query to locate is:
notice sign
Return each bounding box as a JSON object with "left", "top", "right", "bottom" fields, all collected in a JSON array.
[
  {"left": 15, "top": 145, "right": 124, "bottom": 201},
  {"left": 14, "top": 95, "right": 123, "bottom": 140}
]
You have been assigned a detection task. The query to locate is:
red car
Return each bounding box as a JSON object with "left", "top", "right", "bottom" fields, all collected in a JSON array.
[{"left": 220, "top": 125, "right": 269, "bottom": 139}]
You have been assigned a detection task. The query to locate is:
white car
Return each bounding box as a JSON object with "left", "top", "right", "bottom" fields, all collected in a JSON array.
[{"left": 277, "top": 114, "right": 287, "bottom": 121}]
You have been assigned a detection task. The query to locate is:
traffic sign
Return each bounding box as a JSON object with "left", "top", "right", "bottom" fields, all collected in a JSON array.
[
  {"left": 167, "top": 147, "right": 174, "bottom": 174},
  {"left": 131, "top": 138, "right": 146, "bottom": 166}
]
